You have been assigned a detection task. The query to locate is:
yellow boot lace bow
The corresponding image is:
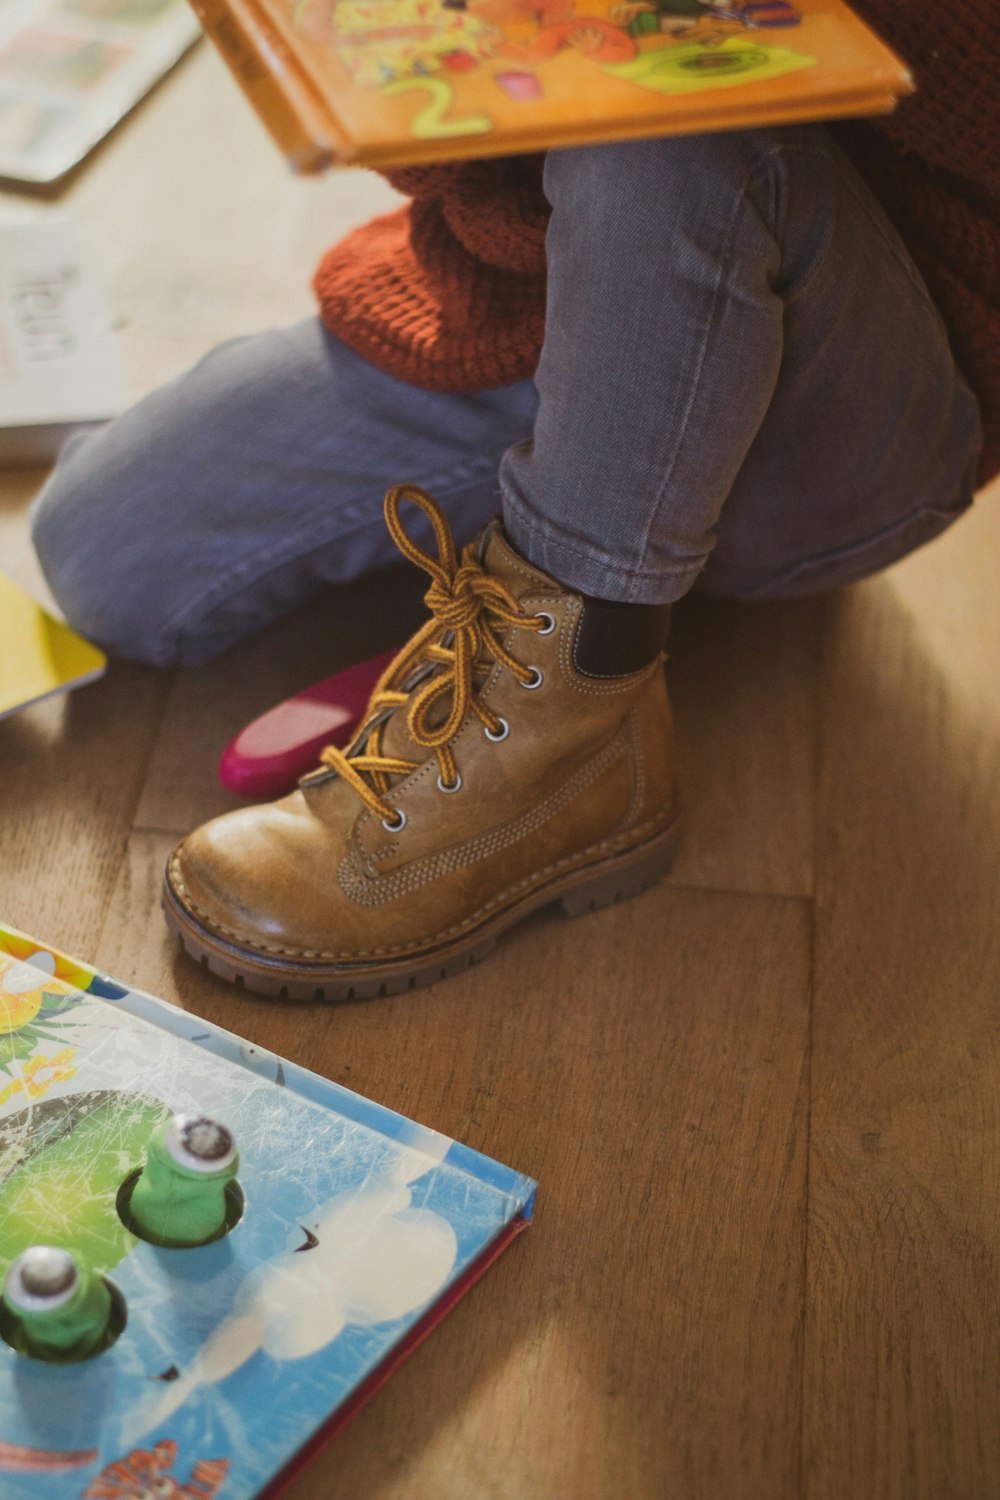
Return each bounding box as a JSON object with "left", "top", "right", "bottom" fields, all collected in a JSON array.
[{"left": 316, "top": 485, "right": 547, "bottom": 829}]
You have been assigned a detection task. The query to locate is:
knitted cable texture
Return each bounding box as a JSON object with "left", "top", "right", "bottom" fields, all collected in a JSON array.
[
  {"left": 312, "top": 158, "right": 547, "bottom": 392},
  {"left": 314, "top": 5, "right": 1000, "bottom": 482}
]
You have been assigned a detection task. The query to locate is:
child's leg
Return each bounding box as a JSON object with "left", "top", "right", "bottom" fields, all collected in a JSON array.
[
  {"left": 159, "top": 126, "right": 982, "bottom": 997},
  {"left": 30, "top": 321, "right": 538, "bottom": 665},
  {"left": 500, "top": 127, "right": 981, "bottom": 604}
]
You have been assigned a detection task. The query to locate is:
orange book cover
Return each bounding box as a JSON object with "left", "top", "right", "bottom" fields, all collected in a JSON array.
[{"left": 187, "top": 0, "right": 912, "bottom": 170}]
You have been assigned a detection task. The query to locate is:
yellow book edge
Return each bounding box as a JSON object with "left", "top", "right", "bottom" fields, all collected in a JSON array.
[
  {"left": 188, "top": 0, "right": 344, "bottom": 167},
  {"left": 352, "top": 84, "right": 906, "bottom": 170},
  {"left": 0, "top": 575, "right": 107, "bottom": 720},
  {"left": 187, "top": 0, "right": 912, "bottom": 172}
]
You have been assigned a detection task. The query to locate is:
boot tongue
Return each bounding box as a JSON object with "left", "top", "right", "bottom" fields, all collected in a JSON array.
[
  {"left": 374, "top": 521, "right": 561, "bottom": 769},
  {"left": 477, "top": 519, "right": 562, "bottom": 606}
]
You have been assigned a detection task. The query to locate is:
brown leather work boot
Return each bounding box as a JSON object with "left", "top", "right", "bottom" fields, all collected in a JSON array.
[{"left": 163, "top": 486, "right": 679, "bottom": 1000}]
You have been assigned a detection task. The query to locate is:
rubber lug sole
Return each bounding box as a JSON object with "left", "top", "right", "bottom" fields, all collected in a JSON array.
[{"left": 162, "top": 817, "right": 680, "bottom": 1002}]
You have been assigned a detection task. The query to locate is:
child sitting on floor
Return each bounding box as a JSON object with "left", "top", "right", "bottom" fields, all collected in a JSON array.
[{"left": 30, "top": 2, "right": 997, "bottom": 998}]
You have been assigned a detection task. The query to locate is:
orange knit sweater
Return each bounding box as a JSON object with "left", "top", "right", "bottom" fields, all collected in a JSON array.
[
  {"left": 313, "top": 3, "right": 1000, "bottom": 485},
  {"left": 313, "top": 156, "right": 549, "bottom": 391}
]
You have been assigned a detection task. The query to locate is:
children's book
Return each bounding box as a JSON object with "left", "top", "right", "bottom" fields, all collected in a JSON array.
[
  {"left": 184, "top": 0, "right": 911, "bottom": 172},
  {"left": 0, "top": 574, "right": 107, "bottom": 718},
  {"left": 0, "top": 0, "right": 201, "bottom": 185},
  {"left": 0, "top": 921, "right": 536, "bottom": 1500},
  {"left": 0, "top": 217, "right": 126, "bottom": 465}
]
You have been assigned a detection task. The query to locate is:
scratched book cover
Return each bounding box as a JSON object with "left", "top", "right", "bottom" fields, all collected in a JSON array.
[
  {"left": 187, "top": 0, "right": 911, "bottom": 170},
  {"left": 0, "top": 923, "right": 536, "bottom": 1500}
]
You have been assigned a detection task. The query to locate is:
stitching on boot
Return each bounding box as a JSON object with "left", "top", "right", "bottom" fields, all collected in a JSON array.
[
  {"left": 621, "top": 710, "right": 646, "bottom": 831},
  {"left": 354, "top": 704, "right": 479, "bottom": 862},
  {"left": 340, "top": 730, "right": 628, "bottom": 906},
  {"left": 167, "top": 810, "right": 677, "bottom": 960},
  {"left": 167, "top": 806, "right": 675, "bottom": 962},
  {"left": 559, "top": 604, "right": 660, "bottom": 697}
]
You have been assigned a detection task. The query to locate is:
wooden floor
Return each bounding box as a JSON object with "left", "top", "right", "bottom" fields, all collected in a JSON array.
[{"left": 3, "top": 46, "right": 999, "bottom": 1500}]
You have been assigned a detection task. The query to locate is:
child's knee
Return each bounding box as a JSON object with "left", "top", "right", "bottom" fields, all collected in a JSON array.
[{"left": 30, "top": 434, "right": 183, "bottom": 667}]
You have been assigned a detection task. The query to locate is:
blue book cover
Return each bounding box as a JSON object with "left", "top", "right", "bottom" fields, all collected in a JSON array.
[{"left": 0, "top": 923, "right": 536, "bottom": 1500}]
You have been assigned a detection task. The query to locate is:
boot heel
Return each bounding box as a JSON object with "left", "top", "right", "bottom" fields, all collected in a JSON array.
[{"left": 558, "top": 822, "right": 680, "bottom": 919}]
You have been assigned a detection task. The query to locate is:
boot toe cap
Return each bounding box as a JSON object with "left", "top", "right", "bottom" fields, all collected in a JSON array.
[{"left": 166, "top": 794, "right": 341, "bottom": 955}]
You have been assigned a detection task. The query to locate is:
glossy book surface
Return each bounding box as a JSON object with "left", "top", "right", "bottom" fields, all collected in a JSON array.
[
  {"left": 0, "top": 923, "right": 536, "bottom": 1499},
  {"left": 187, "top": 0, "right": 912, "bottom": 168}
]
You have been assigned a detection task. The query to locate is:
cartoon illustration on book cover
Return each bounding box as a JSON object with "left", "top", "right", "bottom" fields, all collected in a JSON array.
[
  {"left": 84, "top": 1441, "right": 228, "bottom": 1500},
  {"left": 292, "top": 0, "right": 810, "bottom": 142},
  {"left": 0, "top": 931, "right": 535, "bottom": 1500}
]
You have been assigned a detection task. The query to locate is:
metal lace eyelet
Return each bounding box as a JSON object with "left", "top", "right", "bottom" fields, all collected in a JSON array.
[
  {"left": 483, "top": 717, "right": 510, "bottom": 743},
  {"left": 437, "top": 773, "right": 462, "bottom": 794},
  {"left": 520, "top": 667, "right": 544, "bottom": 690},
  {"left": 380, "top": 808, "right": 407, "bottom": 832},
  {"left": 535, "top": 611, "right": 556, "bottom": 635}
]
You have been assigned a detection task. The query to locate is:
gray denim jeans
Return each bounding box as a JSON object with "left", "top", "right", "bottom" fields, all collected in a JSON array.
[{"left": 31, "top": 125, "right": 981, "bottom": 665}]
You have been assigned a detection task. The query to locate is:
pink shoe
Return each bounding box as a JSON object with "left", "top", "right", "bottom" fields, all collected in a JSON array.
[{"left": 218, "top": 649, "right": 397, "bottom": 799}]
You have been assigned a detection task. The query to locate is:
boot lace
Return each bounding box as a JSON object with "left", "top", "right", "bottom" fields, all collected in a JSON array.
[{"left": 316, "top": 485, "right": 547, "bottom": 826}]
